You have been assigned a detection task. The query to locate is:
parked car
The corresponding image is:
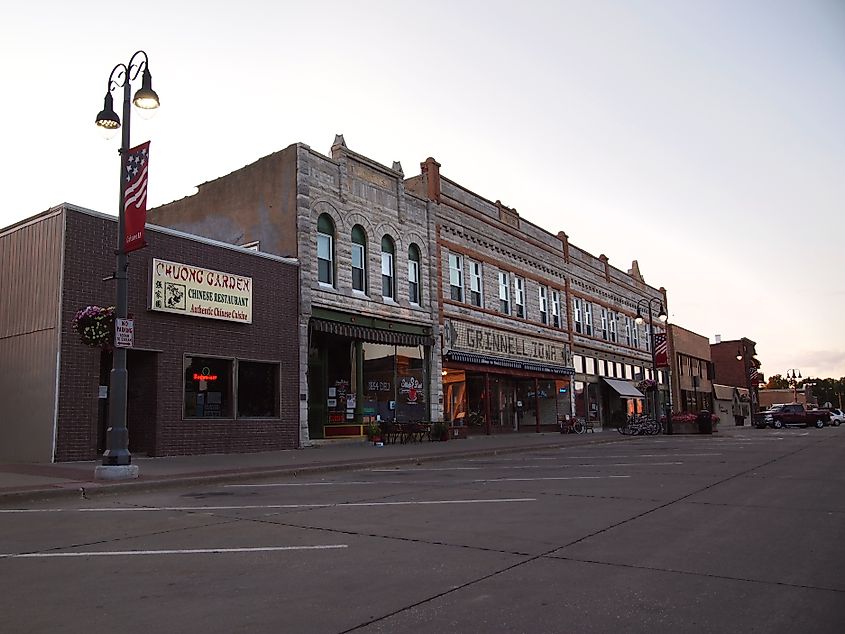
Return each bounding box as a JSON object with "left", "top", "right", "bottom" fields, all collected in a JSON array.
[
  {"left": 825, "top": 408, "right": 844, "bottom": 426},
  {"left": 764, "top": 403, "right": 831, "bottom": 429},
  {"left": 754, "top": 404, "right": 785, "bottom": 429}
]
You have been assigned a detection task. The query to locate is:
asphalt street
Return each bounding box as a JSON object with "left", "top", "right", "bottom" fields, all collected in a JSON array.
[{"left": 1, "top": 427, "right": 843, "bottom": 633}]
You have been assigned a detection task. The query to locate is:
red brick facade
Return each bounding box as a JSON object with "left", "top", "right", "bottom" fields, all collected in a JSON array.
[{"left": 56, "top": 209, "right": 300, "bottom": 461}]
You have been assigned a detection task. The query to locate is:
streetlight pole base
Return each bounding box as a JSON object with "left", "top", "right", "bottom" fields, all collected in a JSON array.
[{"left": 94, "top": 465, "right": 140, "bottom": 481}]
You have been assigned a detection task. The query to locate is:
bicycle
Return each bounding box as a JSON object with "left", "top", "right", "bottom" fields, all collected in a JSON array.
[
  {"left": 617, "top": 414, "right": 661, "bottom": 436},
  {"left": 560, "top": 417, "right": 589, "bottom": 434}
]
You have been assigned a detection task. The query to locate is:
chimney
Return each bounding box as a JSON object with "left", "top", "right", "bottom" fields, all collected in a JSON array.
[
  {"left": 715, "top": 334, "right": 722, "bottom": 344},
  {"left": 420, "top": 157, "right": 441, "bottom": 202}
]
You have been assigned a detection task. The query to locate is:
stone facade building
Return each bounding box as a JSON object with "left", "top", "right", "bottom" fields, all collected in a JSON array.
[
  {"left": 406, "top": 157, "right": 669, "bottom": 431},
  {"left": 150, "top": 137, "right": 671, "bottom": 439},
  {"left": 149, "top": 137, "right": 439, "bottom": 445}
]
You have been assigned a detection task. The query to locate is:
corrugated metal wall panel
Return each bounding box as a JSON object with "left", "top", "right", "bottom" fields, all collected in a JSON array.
[
  {"left": 0, "top": 332, "right": 58, "bottom": 461},
  {"left": 0, "top": 211, "right": 63, "bottom": 462}
]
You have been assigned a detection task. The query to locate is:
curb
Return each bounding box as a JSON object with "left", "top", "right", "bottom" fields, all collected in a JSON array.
[{"left": 0, "top": 434, "right": 629, "bottom": 505}]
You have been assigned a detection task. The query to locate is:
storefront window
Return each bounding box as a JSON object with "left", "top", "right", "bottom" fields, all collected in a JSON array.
[
  {"left": 184, "top": 356, "right": 233, "bottom": 418},
  {"left": 237, "top": 361, "right": 279, "bottom": 418},
  {"left": 443, "top": 369, "right": 467, "bottom": 423},
  {"left": 362, "top": 343, "right": 427, "bottom": 423}
]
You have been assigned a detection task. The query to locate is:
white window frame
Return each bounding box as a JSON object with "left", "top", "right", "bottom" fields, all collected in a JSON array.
[
  {"left": 573, "top": 298, "right": 583, "bottom": 333},
  {"left": 317, "top": 232, "right": 333, "bottom": 286},
  {"left": 584, "top": 302, "right": 593, "bottom": 336},
  {"left": 538, "top": 286, "right": 548, "bottom": 324},
  {"left": 514, "top": 277, "right": 525, "bottom": 318},
  {"left": 498, "top": 271, "right": 510, "bottom": 315},
  {"left": 632, "top": 320, "right": 640, "bottom": 348},
  {"left": 408, "top": 258, "right": 420, "bottom": 305},
  {"left": 449, "top": 253, "right": 463, "bottom": 302},
  {"left": 351, "top": 242, "right": 366, "bottom": 292},
  {"left": 469, "top": 261, "right": 483, "bottom": 307},
  {"left": 609, "top": 312, "right": 617, "bottom": 343},
  {"left": 600, "top": 308, "right": 609, "bottom": 340},
  {"left": 551, "top": 291, "right": 561, "bottom": 328},
  {"left": 381, "top": 251, "right": 394, "bottom": 300}
]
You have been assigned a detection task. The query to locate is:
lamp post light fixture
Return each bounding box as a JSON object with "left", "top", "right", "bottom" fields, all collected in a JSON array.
[
  {"left": 93, "top": 51, "right": 159, "bottom": 480},
  {"left": 786, "top": 369, "right": 802, "bottom": 403},
  {"left": 635, "top": 298, "right": 668, "bottom": 428}
]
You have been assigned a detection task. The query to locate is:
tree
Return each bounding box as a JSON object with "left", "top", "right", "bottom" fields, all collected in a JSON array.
[
  {"left": 803, "top": 377, "right": 845, "bottom": 409},
  {"left": 766, "top": 374, "right": 789, "bottom": 389}
]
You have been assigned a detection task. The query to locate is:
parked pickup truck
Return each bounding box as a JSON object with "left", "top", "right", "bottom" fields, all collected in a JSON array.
[{"left": 762, "top": 403, "right": 831, "bottom": 429}]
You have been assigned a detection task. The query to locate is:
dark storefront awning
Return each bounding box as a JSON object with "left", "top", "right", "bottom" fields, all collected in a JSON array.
[
  {"left": 445, "top": 351, "right": 575, "bottom": 376},
  {"left": 603, "top": 378, "right": 645, "bottom": 398},
  {"left": 311, "top": 318, "right": 434, "bottom": 347}
]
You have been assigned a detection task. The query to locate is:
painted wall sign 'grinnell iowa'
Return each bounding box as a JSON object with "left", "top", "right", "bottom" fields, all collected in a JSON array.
[
  {"left": 151, "top": 259, "right": 253, "bottom": 324},
  {"left": 444, "top": 320, "right": 571, "bottom": 366}
]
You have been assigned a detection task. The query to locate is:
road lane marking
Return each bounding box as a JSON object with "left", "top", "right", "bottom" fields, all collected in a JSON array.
[
  {"left": 2, "top": 545, "right": 348, "bottom": 558},
  {"left": 481, "top": 476, "right": 631, "bottom": 482},
  {"left": 226, "top": 475, "right": 631, "bottom": 487},
  {"left": 0, "top": 498, "right": 536, "bottom": 514},
  {"left": 375, "top": 463, "right": 683, "bottom": 472},
  {"left": 226, "top": 481, "right": 381, "bottom": 487},
  {"left": 471, "top": 454, "right": 720, "bottom": 461}
]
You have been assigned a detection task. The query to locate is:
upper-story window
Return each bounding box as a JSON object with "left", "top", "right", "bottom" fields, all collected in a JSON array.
[
  {"left": 351, "top": 225, "right": 367, "bottom": 293},
  {"left": 449, "top": 253, "right": 463, "bottom": 302},
  {"left": 551, "top": 291, "right": 561, "bottom": 328},
  {"left": 538, "top": 286, "right": 548, "bottom": 324},
  {"left": 498, "top": 271, "right": 510, "bottom": 315},
  {"left": 514, "top": 277, "right": 525, "bottom": 318},
  {"left": 583, "top": 302, "right": 594, "bottom": 336},
  {"left": 317, "top": 213, "right": 335, "bottom": 286},
  {"left": 609, "top": 312, "right": 617, "bottom": 343},
  {"left": 632, "top": 320, "right": 640, "bottom": 348},
  {"left": 469, "top": 261, "right": 483, "bottom": 307},
  {"left": 600, "top": 308, "right": 609, "bottom": 340},
  {"left": 381, "top": 235, "right": 395, "bottom": 300},
  {"left": 645, "top": 324, "right": 652, "bottom": 352},
  {"left": 408, "top": 244, "right": 421, "bottom": 305},
  {"left": 573, "top": 298, "right": 583, "bottom": 333},
  {"left": 625, "top": 316, "right": 633, "bottom": 346}
]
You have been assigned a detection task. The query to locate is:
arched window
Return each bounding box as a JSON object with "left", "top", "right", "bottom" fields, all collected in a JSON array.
[
  {"left": 381, "top": 235, "right": 395, "bottom": 299},
  {"left": 408, "top": 243, "right": 421, "bottom": 305},
  {"left": 351, "top": 225, "right": 367, "bottom": 292},
  {"left": 317, "top": 214, "right": 335, "bottom": 285}
]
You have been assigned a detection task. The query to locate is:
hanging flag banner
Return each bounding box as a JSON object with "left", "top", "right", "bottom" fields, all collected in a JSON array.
[
  {"left": 654, "top": 332, "right": 669, "bottom": 367},
  {"left": 123, "top": 141, "right": 150, "bottom": 253}
]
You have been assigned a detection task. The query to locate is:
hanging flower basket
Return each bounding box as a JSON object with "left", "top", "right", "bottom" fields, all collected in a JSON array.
[
  {"left": 71, "top": 305, "right": 115, "bottom": 349},
  {"left": 637, "top": 379, "right": 658, "bottom": 392}
]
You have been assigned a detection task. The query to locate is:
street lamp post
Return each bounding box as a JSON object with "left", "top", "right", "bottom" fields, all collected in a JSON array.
[
  {"left": 93, "top": 51, "right": 159, "bottom": 480},
  {"left": 736, "top": 343, "right": 757, "bottom": 424},
  {"left": 635, "top": 298, "right": 668, "bottom": 429},
  {"left": 786, "top": 369, "right": 802, "bottom": 403}
]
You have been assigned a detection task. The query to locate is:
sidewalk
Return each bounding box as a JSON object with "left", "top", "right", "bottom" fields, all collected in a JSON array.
[{"left": 0, "top": 431, "right": 629, "bottom": 503}]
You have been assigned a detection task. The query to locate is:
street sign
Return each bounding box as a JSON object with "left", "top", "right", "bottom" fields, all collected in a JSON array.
[{"left": 115, "top": 318, "right": 134, "bottom": 348}]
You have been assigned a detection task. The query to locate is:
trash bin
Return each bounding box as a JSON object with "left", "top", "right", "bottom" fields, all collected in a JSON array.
[{"left": 697, "top": 410, "right": 712, "bottom": 434}]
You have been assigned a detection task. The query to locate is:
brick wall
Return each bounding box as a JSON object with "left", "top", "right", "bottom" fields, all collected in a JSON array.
[{"left": 56, "top": 207, "right": 300, "bottom": 461}]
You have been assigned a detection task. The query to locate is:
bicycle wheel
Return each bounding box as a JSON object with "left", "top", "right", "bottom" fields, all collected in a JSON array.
[{"left": 574, "top": 420, "right": 586, "bottom": 434}]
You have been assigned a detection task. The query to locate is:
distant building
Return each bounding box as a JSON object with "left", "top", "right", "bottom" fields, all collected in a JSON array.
[
  {"left": 667, "top": 324, "right": 713, "bottom": 414},
  {"left": 711, "top": 336, "right": 761, "bottom": 413}
]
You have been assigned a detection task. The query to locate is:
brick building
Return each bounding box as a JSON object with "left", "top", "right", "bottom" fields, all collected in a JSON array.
[
  {"left": 711, "top": 336, "right": 761, "bottom": 413},
  {"left": 406, "top": 157, "right": 670, "bottom": 431},
  {"left": 667, "top": 324, "right": 714, "bottom": 415},
  {"left": 0, "top": 204, "right": 300, "bottom": 462}
]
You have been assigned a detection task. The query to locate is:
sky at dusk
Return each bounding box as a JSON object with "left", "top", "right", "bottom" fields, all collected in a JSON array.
[{"left": 2, "top": 0, "right": 843, "bottom": 379}]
